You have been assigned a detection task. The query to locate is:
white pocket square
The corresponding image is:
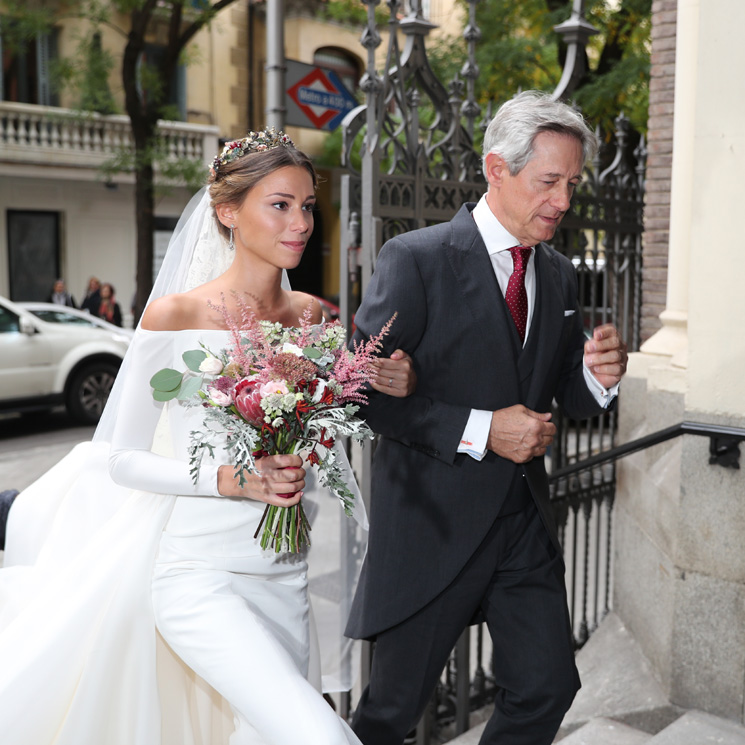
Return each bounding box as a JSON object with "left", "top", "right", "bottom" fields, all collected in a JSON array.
[{"left": 564, "top": 310, "right": 576, "bottom": 316}]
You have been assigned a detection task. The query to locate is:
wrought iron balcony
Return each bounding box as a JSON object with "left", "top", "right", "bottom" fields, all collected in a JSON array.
[{"left": 0, "top": 101, "right": 219, "bottom": 176}]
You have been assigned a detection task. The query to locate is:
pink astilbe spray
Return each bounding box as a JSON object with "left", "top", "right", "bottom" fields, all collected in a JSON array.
[
  {"left": 208, "top": 294, "right": 273, "bottom": 379},
  {"left": 294, "top": 301, "right": 316, "bottom": 349},
  {"left": 333, "top": 313, "right": 398, "bottom": 404}
]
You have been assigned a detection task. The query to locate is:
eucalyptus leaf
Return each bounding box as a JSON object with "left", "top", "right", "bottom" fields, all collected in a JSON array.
[
  {"left": 153, "top": 388, "right": 180, "bottom": 402},
  {"left": 178, "top": 375, "right": 204, "bottom": 401},
  {"left": 302, "top": 346, "right": 321, "bottom": 359},
  {"left": 183, "top": 349, "right": 207, "bottom": 372},
  {"left": 150, "top": 368, "right": 183, "bottom": 392}
]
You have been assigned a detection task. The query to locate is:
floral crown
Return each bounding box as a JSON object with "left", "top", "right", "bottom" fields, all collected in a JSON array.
[{"left": 211, "top": 127, "right": 294, "bottom": 174}]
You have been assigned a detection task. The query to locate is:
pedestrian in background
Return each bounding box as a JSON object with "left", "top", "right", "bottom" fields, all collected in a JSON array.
[
  {"left": 47, "top": 279, "right": 76, "bottom": 308},
  {"left": 98, "top": 282, "right": 122, "bottom": 327},
  {"left": 80, "top": 276, "right": 101, "bottom": 315}
]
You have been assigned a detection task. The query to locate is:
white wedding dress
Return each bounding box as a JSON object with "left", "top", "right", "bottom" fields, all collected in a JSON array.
[{"left": 0, "top": 327, "right": 364, "bottom": 745}]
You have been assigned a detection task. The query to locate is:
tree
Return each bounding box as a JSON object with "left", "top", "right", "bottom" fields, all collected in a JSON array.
[
  {"left": 2, "top": 0, "right": 242, "bottom": 321},
  {"left": 317, "top": 0, "right": 650, "bottom": 169},
  {"left": 430, "top": 0, "right": 651, "bottom": 140}
]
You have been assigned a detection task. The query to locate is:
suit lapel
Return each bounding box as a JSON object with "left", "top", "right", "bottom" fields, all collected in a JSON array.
[
  {"left": 524, "top": 244, "right": 566, "bottom": 408},
  {"left": 444, "top": 205, "right": 520, "bottom": 401}
]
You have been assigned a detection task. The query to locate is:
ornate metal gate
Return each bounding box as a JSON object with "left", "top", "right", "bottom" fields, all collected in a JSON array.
[{"left": 337, "top": 0, "right": 646, "bottom": 739}]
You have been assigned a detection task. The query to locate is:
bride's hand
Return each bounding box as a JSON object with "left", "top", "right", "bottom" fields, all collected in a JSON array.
[
  {"left": 217, "top": 454, "right": 305, "bottom": 506},
  {"left": 370, "top": 349, "right": 417, "bottom": 397}
]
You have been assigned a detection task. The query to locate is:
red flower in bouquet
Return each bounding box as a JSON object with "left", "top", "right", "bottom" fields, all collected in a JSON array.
[{"left": 234, "top": 378, "right": 264, "bottom": 426}]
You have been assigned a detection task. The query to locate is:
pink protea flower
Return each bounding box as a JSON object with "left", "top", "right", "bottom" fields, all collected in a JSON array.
[{"left": 234, "top": 378, "right": 264, "bottom": 425}]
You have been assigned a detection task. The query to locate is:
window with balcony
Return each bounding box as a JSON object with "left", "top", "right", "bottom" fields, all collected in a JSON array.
[
  {"left": 0, "top": 23, "right": 59, "bottom": 106},
  {"left": 139, "top": 43, "right": 186, "bottom": 121}
]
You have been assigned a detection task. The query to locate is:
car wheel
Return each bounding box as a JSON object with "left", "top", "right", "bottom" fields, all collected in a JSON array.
[{"left": 66, "top": 361, "right": 120, "bottom": 425}]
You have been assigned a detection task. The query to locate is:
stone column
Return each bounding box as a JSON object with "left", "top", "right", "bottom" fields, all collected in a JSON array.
[
  {"left": 640, "top": 0, "right": 677, "bottom": 344},
  {"left": 638, "top": 0, "right": 693, "bottom": 377},
  {"left": 614, "top": 0, "right": 745, "bottom": 724}
]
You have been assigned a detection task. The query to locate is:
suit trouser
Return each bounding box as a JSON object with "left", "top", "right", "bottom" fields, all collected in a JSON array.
[{"left": 351, "top": 492, "right": 580, "bottom": 745}]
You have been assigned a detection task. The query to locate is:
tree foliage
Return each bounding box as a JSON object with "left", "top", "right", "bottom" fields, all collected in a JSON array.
[
  {"left": 2, "top": 0, "right": 241, "bottom": 320},
  {"left": 429, "top": 0, "right": 651, "bottom": 139},
  {"left": 319, "top": 0, "right": 650, "bottom": 169}
]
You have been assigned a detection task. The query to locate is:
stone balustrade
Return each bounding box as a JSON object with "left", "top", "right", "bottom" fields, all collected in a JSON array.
[{"left": 0, "top": 101, "right": 219, "bottom": 173}]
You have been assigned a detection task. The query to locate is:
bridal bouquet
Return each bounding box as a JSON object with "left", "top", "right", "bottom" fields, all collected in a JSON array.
[{"left": 150, "top": 300, "right": 394, "bottom": 553}]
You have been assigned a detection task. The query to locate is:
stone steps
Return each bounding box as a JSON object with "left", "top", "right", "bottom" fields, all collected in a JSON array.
[
  {"left": 558, "top": 717, "right": 652, "bottom": 745},
  {"left": 446, "top": 612, "right": 745, "bottom": 745},
  {"left": 447, "top": 708, "right": 745, "bottom": 745},
  {"left": 558, "top": 711, "right": 745, "bottom": 745}
]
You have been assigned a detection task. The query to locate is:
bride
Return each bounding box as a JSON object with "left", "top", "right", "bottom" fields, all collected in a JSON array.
[{"left": 0, "top": 130, "right": 414, "bottom": 744}]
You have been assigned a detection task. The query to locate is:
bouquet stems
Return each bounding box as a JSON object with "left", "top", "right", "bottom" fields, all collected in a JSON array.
[
  {"left": 254, "top": 501, "right": 311, "bottom": 553},
  {"left": 252, "top": 438, "right": 311, "bottom": 553}
]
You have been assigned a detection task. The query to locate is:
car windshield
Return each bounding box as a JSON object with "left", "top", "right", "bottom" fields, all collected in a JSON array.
[
  {"left": 0, "top": 305, "right": 21, "bottom": 333},
  {"left": 30, "top": 310, "right": 98, "bottom": 327}
]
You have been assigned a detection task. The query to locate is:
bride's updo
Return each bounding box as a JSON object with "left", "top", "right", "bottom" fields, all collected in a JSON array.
[{"left": 208, "top": 128, "right": 317, "bottom": 241}]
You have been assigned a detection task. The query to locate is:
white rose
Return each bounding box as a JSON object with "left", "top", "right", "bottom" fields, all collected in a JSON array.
[
  {"left": 199, "top": 356, "right": 224, "bottom": 375},
  {"left": 281, "top": 343, "right": 304, "bottom": 357}
]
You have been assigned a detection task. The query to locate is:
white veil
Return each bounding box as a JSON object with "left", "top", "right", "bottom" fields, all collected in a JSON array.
[
  {"left": 0, "top": 184, "right": 367, "bottom": 743},
  {"left": 94, "top": 186, "right": 232, "bottom": 444}
]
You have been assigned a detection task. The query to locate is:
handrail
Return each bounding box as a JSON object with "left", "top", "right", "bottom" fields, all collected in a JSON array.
[{"left": 550, "top": 420, "right": 745, "bottom": 480}]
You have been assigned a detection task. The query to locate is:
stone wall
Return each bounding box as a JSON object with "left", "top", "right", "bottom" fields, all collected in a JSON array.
[
  {"left": 614, "top": 0, "right": 745, "bottom": 726},
  {"left": 615, "top": 360, "right": 745, "bottom": 722},
  {"left": 641, "top": 0, "right": 677, "bottom": 342}
]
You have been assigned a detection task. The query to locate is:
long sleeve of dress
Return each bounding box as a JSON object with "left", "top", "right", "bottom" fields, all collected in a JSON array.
[{"left": 108, "top": 330, "right": 222, "bottom": 497}]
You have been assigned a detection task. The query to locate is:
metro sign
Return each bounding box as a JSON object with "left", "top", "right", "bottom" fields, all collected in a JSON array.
[{"left": 286, "top": 66, "right": 357, "bottom": 132}]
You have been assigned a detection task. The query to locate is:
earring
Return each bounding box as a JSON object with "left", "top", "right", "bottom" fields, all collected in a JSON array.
[{"left": 228, "top": 224, "right": 235, "bottom": 251}]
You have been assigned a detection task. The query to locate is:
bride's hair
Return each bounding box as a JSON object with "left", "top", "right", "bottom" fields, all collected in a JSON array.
[{"left": 208, "top": 142, "right": 318, "bottom": 240}]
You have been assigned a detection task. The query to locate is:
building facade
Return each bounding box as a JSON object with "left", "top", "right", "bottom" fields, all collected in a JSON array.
[
  {"left": 615, "top": 0, "right": 745, "bottom": 724},
  {"left": 0, "top": 0, "right": 462, "bottom": 324}
]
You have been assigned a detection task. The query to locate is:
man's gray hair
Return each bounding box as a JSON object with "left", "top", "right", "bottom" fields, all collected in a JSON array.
[{"left": 482, "top": 91, "right": 598, "bottom": 177}]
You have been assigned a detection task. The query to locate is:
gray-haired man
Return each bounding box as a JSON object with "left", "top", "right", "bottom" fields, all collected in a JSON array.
[{"left": 347, "top": 91, "right": 628, "bottom": 745}]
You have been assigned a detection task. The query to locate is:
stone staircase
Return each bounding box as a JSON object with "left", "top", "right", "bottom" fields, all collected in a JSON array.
[
  {"left": 447, "top": 612, "right": 745, "bottom": 745},
  {"left": 558, "top": 712, "right": 745, "bottom": 744}
]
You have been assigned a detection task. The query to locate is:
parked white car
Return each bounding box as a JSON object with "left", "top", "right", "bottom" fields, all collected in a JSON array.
[
  {"left": 19, "top": 302, "right": 135, "bottom": 339},
  {"left": 0, "top": 295, "right": 130, "bottom": 424}
]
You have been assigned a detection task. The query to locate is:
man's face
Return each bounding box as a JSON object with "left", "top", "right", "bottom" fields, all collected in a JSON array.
[{"left": 484, "top": 131, "right": 584, "bottom": 247}]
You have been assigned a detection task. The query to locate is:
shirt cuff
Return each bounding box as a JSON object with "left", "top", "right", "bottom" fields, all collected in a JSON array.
[
  {"left": 583, "top": 362, "right": 620, "bottom": 409},
  {"left": 458, "top": 409, "right": 491, "bottom": 461}
]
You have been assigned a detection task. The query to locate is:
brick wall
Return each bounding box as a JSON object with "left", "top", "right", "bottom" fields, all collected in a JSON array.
[{"left": 641, "top": 0, "right": 677, "bottom": 342}]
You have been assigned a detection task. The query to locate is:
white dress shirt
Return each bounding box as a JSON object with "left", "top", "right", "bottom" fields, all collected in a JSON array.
[{"left": 457, "top": 196, "right": 618, "bottom": 461}]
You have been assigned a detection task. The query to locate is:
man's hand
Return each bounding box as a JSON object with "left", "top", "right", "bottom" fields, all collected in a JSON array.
[
  {"left": 584, "top": 324, "right": 628, "bottom": 389},
  {"left": 487, "top": 405, "right": 556, "bottom": 463}
]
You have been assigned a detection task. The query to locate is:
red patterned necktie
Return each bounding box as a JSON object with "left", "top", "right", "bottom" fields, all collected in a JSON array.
[{"left": 505, "top": 246, "right": 532, "bottom": 342}]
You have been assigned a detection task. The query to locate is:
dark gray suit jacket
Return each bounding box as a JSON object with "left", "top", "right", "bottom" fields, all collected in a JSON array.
[{"left": 345, "top": 203, "right": 605, "bottom": 640}]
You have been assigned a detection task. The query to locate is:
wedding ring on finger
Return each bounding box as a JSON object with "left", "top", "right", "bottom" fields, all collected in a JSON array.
[{"left": 388, "top": 377, "right": 394, "bottom": 388}]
